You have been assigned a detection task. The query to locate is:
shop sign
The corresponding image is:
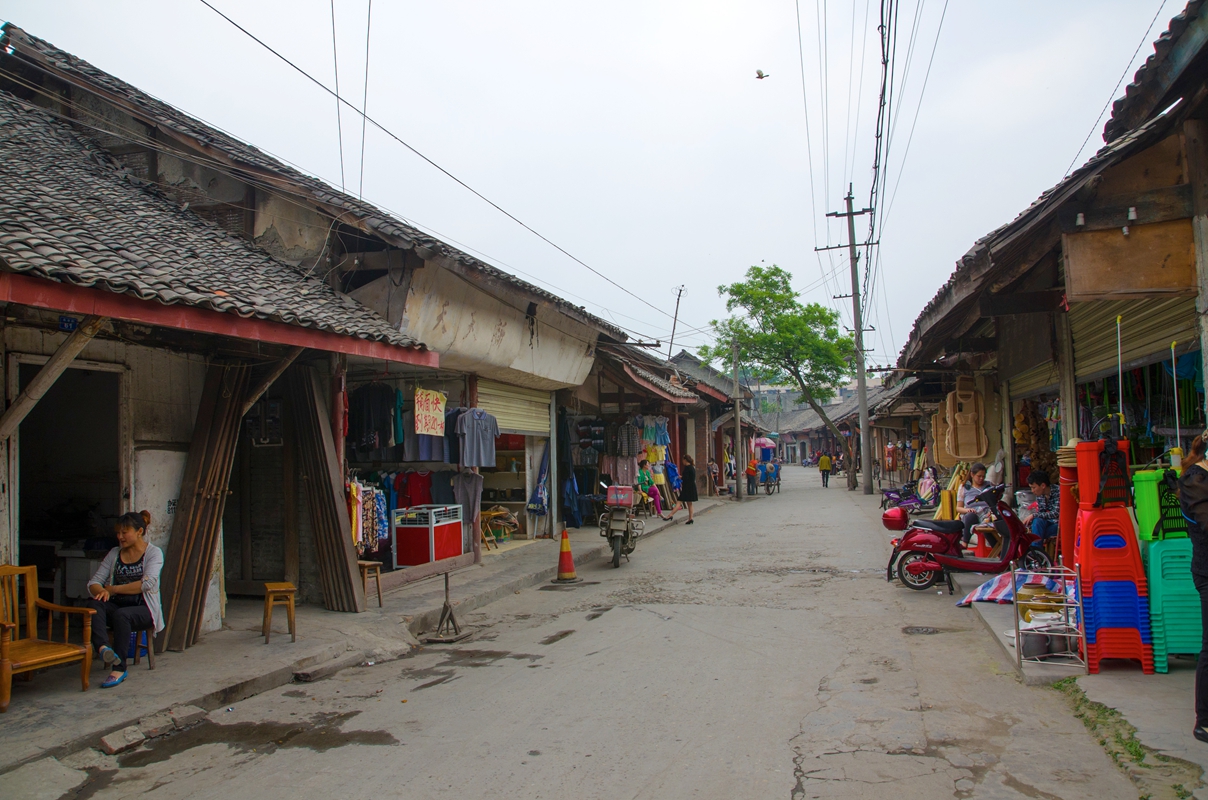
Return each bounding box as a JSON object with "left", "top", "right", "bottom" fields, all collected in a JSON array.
[{"left": 415, "top": 388, "right": 446, "bottom": 436}]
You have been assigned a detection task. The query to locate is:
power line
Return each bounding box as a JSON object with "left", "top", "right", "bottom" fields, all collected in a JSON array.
[
  {"left": 195, "top": 0, "right": 677, "bottom": 321},
  {"left": 1063, "top": 0, "right": 1170, "bottom": 177},
  {"left": 795, "top": 0, "right": 842, "bottom": 321},
  {"left": 328, "top": 0, "right": 345, "bottom": 190},
  {"left": 0, "top": 65, "right": 695, "bottom": 348},
  {"left": 357, "top": 0, "right": 372, "bottom": 199}
]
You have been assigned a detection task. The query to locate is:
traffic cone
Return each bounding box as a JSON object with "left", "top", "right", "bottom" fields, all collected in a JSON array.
[{"left": 551, "top": 529, "right": 582, "bottom": 584}]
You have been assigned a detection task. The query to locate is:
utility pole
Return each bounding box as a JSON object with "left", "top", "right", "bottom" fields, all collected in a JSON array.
[
  {"left": 666, "top": 285, "right": 686, "bottom": 361},
  {"left": 732, "top": 339, "right": 743, "bottom": 501},
  {"left": 823, "top": 185, "right": 875, "bottom": 495}
]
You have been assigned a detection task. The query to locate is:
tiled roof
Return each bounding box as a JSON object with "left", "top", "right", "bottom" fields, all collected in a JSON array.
[
  {"left": 0, "top": 92, "right": 422, "bottom": 349},
  {"left": 1104, "top": 1, "right": 1207, "bottom": 143},
  {"left": 0, "top": 23, "right": 628, "bottom": 343},
  {"left": 628, "top": 362, "right": 698, "bottom": 400},
  {"left": 768, "top": 384, "right": 897, "bottom": 434},
  {"left": 670, "top": 350, "right": 745, "bottom": 398},
  {"left": 898, "top": 107, "right": 1180, "bottom": 368}
]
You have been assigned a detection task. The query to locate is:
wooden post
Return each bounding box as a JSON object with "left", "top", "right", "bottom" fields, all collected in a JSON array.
[
  {"left": 1055, "top": 310, "right": 1078, "bottom": 446},
  {"left": 241, "top": 346, "right": 304, "bottom": 417},
  {"left": 239, "top": 440, "right": 251, "bottom": 580},
  {"left": 0, "top": 316, "right": 106, "bottom": 442},
  {"left": 1183, "top": 119, "right": 1208, "bottom": 416},
  {"left": 282, "top": 398, "right": 299, "bottom": 587}
]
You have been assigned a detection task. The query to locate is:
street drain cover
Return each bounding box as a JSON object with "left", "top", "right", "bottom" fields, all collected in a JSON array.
[{"left": 902, "top": 626, "right": 940, "bottom": 635}]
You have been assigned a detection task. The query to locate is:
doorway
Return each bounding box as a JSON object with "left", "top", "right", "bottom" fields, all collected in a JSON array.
[{"left": 16, "top": 363, "right": 122, "bottom": 601}]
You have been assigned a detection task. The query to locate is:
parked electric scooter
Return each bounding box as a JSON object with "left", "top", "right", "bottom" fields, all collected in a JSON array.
[
  {"left": 599, "top": 485, "right": 645, "bottom": 568},
  {"left": 882, "top": 484, "right": 1051, "bottom": 593}
]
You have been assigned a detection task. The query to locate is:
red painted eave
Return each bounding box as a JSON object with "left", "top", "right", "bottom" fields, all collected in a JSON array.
[
  {"left": 622, "top": 363, "right": 697, "bottom": 404},
  {"left": 0, "top": 273, "right": 438, "bottom": 367}
]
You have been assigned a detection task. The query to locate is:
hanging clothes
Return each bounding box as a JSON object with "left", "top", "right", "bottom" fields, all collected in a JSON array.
[
  {"left": 617, "top": 421, "right": 641, "bottom": 457},
  {"left": 452, "top": 470, "right": 484, "bottom": 553},
  {"left": 444, "top": 407, "right": 467, "bottom": 465},
  {"left": 457, "top": 408, "right": 501, "bottom": 468}
]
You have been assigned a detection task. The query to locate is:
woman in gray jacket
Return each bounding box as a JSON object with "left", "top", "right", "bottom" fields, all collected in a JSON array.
[{"left": 87, "top": 510, "right": 164, "bottom": 688}]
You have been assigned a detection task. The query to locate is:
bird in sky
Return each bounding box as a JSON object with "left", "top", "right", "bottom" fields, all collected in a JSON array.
[{"left": 755, "top": 70, "right": 769, "bottom": 79}]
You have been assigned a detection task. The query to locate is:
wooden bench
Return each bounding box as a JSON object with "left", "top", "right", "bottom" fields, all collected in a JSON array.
[
  {"left": 357, "top": 561, "right": 383, "bottom": 608},
  {"left": 262, "top": 582, "right": 296, "bottom": 644},
  {"left": 1, "top": 564, "right": 95, "bottom": 712}
]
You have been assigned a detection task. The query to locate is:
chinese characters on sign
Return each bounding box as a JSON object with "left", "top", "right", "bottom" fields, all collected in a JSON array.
[{"left": 414, "top": 388, "right": 447, "bottom": 436}]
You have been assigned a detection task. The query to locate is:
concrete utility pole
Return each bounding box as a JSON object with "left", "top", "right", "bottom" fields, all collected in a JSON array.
[
  {"left": 825, "top": 185, "right": 875, "bottom": 495},
  {"left": 667, "top": 285, "right": 686, "bottom": 361},
  {"left": 733, "top": 339, "right": 743, "bottom": 501}
]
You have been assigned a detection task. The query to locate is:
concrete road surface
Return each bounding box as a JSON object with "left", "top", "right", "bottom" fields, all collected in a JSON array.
[{"left": 49, "top": 468, "right": 1137, "bottom": 799}]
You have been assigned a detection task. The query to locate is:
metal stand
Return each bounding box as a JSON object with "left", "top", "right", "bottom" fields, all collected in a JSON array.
[
  {"left": 1011, "top": 559, "right": 1087, "bottom": 673},
  {"left": 422, "top": 573, "right": 472, "bottom": 643}
]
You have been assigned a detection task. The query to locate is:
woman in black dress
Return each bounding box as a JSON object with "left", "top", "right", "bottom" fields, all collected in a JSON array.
[
  {"left": 1178, "top": 432, "right": 1208, "bottom": 742},
  {"left": 680, "top": 455, "right": 699, "bottom": 525}
]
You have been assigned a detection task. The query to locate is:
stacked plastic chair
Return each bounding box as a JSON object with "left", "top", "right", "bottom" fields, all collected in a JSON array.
[
  {"left": 1136, "top": 469, "right": 1201, "bottom": 673},
  {"left": 1075, "top": 439, "right": 1154, "bottom": 674}
]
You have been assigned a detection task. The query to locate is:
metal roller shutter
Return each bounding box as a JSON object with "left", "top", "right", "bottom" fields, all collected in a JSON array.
[
  {"left": 1069, "top": 297, "right": 1197, "bottom": 381},
  {"left": 476, "top": 379, "right": 551, "bottom": 435},
  {"left": 1008, "top": 362, "right": 1059, "bottom": 400}
]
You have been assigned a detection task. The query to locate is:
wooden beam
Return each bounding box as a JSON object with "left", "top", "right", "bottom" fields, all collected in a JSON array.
[
  {"left": 1058, "top": 183, "right": 1193, "bottom": 233},
  {"left": 1183, "top": 119, "right": 1208, "bottom": 416},
  {"left": 978, "top": 289, "right": 1064, "bottom": 317},
  {"left": 943, "top": 337, "right": 997, "bottom": 354},
  {"left": 241, "top": 346, "right": 305, "bottom": 417},
  {"left": 0, "top": 315, "right": 106, "bottom": 442}
]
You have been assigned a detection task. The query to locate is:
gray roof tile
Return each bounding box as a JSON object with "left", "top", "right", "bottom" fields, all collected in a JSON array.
[{"left": 0, "top": 92, "right": 423, "bottom": 351}]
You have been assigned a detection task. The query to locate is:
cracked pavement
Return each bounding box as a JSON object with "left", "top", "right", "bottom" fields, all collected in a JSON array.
[{"left": 32, "top": 468, "right": 1136, "bottom": 799}]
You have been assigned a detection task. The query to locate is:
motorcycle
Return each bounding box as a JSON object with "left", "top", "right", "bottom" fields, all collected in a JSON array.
[
  {"left": 599, "top": 485, "right": 644, "bottom": 568},
  {"left": 882, "top": 484, "right": 1051, "bottom": 593}
]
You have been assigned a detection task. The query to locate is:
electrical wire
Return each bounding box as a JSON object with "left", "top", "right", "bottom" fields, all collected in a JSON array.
[
  {"left": 0, "top": 55, "right": 707, "bottom": 344},
  {"left": 357, "top": 0, "right": 372, "bottom": 199},
  {"left": 195, "top": 0, "right": 677, "bottom": 320},
  {"left": 329, "top": 0, "right": 345, "bottom": 190},
  {"left": 1063, "top": 0, "right": 1171, "bottom": 177},
  {"left": 795, "top": 0, "right": 843, "bottom": 323}
]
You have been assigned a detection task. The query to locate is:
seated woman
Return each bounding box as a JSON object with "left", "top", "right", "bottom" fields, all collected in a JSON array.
[
  {"left": 637, "top": 459, "right": 673, "bottom": 521},
  {"left": 86, "top": 511, "right": 164, "bottom": 688},
  {"left": 956, "top": 462, "right": 990, "bottom": 551}
]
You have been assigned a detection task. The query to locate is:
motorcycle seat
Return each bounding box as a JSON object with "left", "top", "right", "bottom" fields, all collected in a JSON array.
[{"left": 913, "top": 519, "right": 965, "bottom": 534}]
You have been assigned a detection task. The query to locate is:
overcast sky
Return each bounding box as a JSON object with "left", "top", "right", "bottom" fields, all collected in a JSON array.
[{"left": 0, "top": 1, "right": 1188, "bottom": 364}]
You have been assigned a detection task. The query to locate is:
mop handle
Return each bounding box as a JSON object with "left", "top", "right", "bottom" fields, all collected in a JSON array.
[{"left": 1173, "top": 341, "right": 1181, "bottom": 454}]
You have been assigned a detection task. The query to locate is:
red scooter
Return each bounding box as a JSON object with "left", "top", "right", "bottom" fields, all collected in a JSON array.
[{"left": 882, "top": 484, "right": 1051, "bottom": 593}]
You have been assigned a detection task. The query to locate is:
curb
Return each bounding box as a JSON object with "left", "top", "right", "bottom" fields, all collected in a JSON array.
[{"left": 0, "top": 642, "right": 366, "bottom": 775}]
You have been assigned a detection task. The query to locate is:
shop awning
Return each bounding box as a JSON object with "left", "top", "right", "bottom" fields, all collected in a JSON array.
[{"left": 0, "top": 273, "right": 438, "bottom": 366}]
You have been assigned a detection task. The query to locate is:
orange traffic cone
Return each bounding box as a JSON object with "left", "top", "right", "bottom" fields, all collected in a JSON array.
[{"left": 552, "top": 529, "right": 581, "bottom": 584}]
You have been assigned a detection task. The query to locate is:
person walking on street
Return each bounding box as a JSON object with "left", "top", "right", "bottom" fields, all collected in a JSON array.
[
  {"left": 818, "top": 452, "right": 832, "bottom": 487},
  {"left": 679, "top": 455, "right": 698, "bottom": 524},
  {"left": 1178, "top": 431, "right": 1208, "bottom": 743}
]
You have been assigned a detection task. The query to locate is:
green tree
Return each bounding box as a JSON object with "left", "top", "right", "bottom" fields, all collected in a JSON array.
[{"left": 700, "top": 265, "right": 856, "bottom": 487}]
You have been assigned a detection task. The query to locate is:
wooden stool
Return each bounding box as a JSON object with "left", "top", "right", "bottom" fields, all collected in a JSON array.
[
  {"left": 358, "top": 560, "right": 383, "bottom": 608},
  {"left": 262, "top": 582, "right": 296, "bottom": 644}
]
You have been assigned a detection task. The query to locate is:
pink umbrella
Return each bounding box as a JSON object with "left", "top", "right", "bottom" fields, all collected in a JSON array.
[{"left": 752, "top": 437, "right": 776, "bottom": 449}]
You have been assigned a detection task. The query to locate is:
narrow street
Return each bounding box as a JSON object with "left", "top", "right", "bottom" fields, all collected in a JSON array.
[{"left": 61, "top": 468, "right": 1134, "bottom": 799}]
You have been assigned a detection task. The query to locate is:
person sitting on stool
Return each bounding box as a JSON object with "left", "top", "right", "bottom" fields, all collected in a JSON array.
[
  {"left": 1022, "top": 469, "right": 1060, "bottom": 542},
  {"left": 86, "top": 510, "right": 164, "bottom": 689},
  {"left": 957, "top": 462, "right": 990, "bottom": 551}
]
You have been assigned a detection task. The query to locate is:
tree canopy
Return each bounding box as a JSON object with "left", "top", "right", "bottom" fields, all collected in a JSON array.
[{"left": 700, "top": 265, "right": 857, "bottom": 485}]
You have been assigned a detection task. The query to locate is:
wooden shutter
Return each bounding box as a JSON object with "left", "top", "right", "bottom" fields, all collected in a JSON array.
[{"left": 1008, "top": 363, "right": 1060, "bottom": 400}]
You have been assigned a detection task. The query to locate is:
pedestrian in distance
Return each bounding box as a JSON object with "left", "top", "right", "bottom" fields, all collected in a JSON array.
[
  {"left": 707, "top": 457, "right": 721, "bottom": 495},
  {"left": 818, "top": 452, "right": 832, "bottom": 487},
  {"left": 746, "top": 456, "right": 759, "bottom": 496},
  {"left": 86, "top": 510, "right": 163, "bottom": 689},
  {"left": 679, "top": 454, "right": 698, "bottom": 524},
  {"left": 1178, "top": 431, "right": 1208, "bottom": 743}
]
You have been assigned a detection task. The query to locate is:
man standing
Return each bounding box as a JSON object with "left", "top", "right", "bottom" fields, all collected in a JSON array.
[{"left": 818, "top": 452, "right": 832, "bottom": 488}]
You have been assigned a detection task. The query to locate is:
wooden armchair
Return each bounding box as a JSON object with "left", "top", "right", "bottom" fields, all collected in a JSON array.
[{"left": 1, "top": 564, "right": 94, "bottom": 712}]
